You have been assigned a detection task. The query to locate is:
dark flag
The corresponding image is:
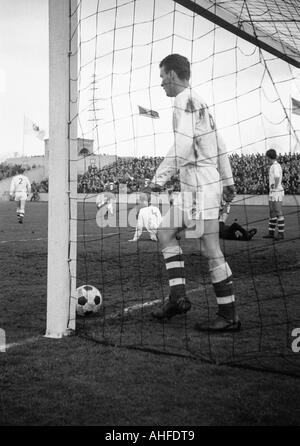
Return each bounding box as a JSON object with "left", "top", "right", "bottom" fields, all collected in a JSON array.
[
  {"left": 291, "top": 97, "right": 300, "bottom": 116},
  {"left": 138, "top": 105, "right": 160, "bottom": 119}
]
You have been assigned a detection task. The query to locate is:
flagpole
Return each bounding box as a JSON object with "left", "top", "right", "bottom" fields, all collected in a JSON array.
[
  {"left": 22, "top": 114, "right": 25, "bottom": 158},
  {"left": 290, "top": 96, "right": 293, "bottom": 153},
  {"left": 134, "top": 107, "right": 138, "bottom": 157}
]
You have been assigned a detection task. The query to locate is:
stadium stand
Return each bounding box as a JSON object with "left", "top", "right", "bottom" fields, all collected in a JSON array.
[{"left": 32, "top": 153, "right": 299, "bottom": 195}]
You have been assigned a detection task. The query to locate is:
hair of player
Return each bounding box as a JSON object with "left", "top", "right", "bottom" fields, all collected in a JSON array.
[
  {"left": 159, "top": 53, "right": 191, "bottom": 81},
  {"left": 266, "top": 148, "right": 277, "bottom": 159}
]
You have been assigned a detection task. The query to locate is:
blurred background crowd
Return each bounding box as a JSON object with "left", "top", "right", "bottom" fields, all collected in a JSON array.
[
  {"left": 1, "top": 153, "right": 299, "bottom": 195},
  {"left": 76, "top": 153, "right": 300, "bottom": 195}
]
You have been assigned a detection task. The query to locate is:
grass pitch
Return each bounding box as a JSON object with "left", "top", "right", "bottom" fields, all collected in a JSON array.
[{"left": 0, "top": 200, "right": 300, "bottom": 426}]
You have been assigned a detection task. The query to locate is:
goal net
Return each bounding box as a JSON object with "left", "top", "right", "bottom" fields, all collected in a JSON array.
[{"left": 47, "top": 0, "right": 300, "bottom": 377}]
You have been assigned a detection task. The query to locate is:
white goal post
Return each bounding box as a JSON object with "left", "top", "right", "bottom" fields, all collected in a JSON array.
[{"left": 45, "top": 0, "right": 78, "bottom": 338}]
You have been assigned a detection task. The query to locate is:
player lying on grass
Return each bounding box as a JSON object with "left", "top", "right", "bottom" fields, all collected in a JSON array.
[
  {"left": 9, "top": 167, "right": 31, "bottom": 224},
  {"left": 145, "top": 53, "right": 241, "bottom": 333},
  {"left": 219, "top": 201, "right": 257, "bottom": 241},
  {"left": 128, "top": 196, "right": 162, "bottom": 242}
]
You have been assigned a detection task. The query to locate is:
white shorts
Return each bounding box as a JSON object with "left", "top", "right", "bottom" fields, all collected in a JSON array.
[
  {"left": 201, "top": 182, "right": 222, "bottom": 220},
  {"left": 14, "top": 192, "right": 28, "bottom": 201},
  {"left": 180, "top": 166, "right": 222, "bottom": 220},
  {"left": 269, "top": 191, "right": 284, "bottom": 202},
  {"left": 160, "top": 203, "right": 204, "bottom": 238}
]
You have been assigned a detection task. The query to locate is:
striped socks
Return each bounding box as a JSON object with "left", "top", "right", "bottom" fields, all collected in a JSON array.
[
  {"left": 268, "top": 217, "right": 277, "bottom": 236},
  {"left": 277, "top": 216, "right": 285, "bottom": 236},
  {"left": 162, "top": 245, "right": 186, "bottom": 303},
  {"left": 210, "top": 262, "right": 236, "bottom": 320}
]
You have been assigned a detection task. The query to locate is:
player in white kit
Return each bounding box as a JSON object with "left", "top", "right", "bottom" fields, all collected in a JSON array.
[
  {"left": 9, "top": 168, "right": 31, "bottom": 223},
  {"left": 263, "top": 148, "right": 285, "bottom": 240},
  {"left": 129, "top": 197, "right": 162, "bottom": 242},
  {"left": 146, "top": 54, "right": 240, "bottom": 332}
]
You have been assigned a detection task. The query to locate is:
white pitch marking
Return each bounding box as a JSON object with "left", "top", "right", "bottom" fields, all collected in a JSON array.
[
  {"left": 0, "top": 231, "right": 125, "bottom": 245},
  {"left": 5, "top": 286, "right": 204, "bottom": 349},
  {"left": 4, "top": 336, "right": 42, "bottom": 351},
  {"left": 106, "top": 285, "right": 204, "bottom": 320}
]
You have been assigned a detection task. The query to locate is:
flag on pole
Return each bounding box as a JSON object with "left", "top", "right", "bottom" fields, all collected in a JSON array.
[
  {"left": 24, "top": 116, "right": 46, "bottom": 140},
  {"left": 138, "top": 105, "right": 159, "bottom": 119},
  {"left": 291, "top": 97, "right": 300, "bottom": 116}
]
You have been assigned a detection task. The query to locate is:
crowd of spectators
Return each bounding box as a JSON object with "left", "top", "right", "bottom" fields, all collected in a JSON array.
[
  {"left": 10, "top": 153, "right": 298, "bottom": 195},
  {"left": 30, "top": 179, "right": 48, "bottom": 193},
  {"left": 76, "top": 153, "right": 299, "bottom": 195},
  {"left": 0, "top": 163, "right": 31, "bottom": 181},
  {"left": 77, "top": 157, "right": 181, "bottom": 194}
]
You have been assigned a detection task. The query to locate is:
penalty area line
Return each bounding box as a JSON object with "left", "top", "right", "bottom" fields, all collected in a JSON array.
[
  {"left": 5, "top": 287, "right": 205, "bottom": 349},
  {"left": 0, "top": 231, "right": 125, "bottom": 245},
  {"left": 106, "top": 285, "right": 204, "bottom": 320},
  {"left": 4, "top": 335, "right": 42, "bottom": 351}
]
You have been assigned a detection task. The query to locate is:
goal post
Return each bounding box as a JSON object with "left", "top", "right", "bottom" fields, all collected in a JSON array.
[{"left": 46, "top": 0, "right": 78, "bottom": 338}]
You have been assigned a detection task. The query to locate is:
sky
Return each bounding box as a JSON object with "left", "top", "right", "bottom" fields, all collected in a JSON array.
[
  {"left": 0, "top": 0, "right": 299, "bottom": 163},
  {"left": 0, "top": 0, "right": 48, "bottom": 161}
]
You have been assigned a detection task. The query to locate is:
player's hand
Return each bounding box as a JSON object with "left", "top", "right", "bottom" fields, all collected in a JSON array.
[{"left": 222, "top": 185, "right": 236, "bottom": 203}]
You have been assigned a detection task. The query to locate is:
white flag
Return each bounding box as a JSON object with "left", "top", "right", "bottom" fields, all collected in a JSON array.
[{"left": 24, "top": 116, "right": 46, "bottom": 140}]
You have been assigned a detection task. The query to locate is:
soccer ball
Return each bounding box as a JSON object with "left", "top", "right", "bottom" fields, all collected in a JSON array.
[{"left": 76, "top": 285, "right": 102, "bottom": 316}]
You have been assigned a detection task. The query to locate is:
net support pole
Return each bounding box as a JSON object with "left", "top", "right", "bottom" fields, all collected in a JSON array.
[
  {"left": 46, "top": 0, "right": 78, "bottom": 338},
  {"left": 68, "top": 0, "right": 78, "bottom": 332}
]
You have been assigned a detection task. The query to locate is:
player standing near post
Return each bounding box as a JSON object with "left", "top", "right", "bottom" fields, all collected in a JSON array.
[
  {"left": 263, "top": 148, "right": 285, "bottom": 240},
  {"left": 146, "top": 53, "right": 240, "bottom": 332},
  {"left": 9, "top": 167, "right": 31, "bottom": 224}
]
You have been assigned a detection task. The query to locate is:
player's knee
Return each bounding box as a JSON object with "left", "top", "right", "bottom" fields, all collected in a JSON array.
[
  {"left": 157, "top": 230, "right": 175, "bottom": 248},
  {"left": 208, "top": 255, "right": 225, "bottom": 270},
  {"left": 199, "top": 243, "right": 208, "bottom": 258},
  {"left": 204, "top": 243, "right": 224, "bottom": 267}
]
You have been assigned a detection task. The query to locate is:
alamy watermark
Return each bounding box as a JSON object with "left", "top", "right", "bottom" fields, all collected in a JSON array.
[
  {"left": 95, "top": 186, "right": 205, "bottom": 238},
  {"left": 291, "top": 328, "right": 300, "bottom": 353},
  {"left": 0, "top": 328, "right": 6, "bottom": 352}
]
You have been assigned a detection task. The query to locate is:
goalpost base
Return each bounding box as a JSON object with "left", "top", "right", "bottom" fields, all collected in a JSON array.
[{"left": 44, "top": 328, "right": 76, "bottom": 339}]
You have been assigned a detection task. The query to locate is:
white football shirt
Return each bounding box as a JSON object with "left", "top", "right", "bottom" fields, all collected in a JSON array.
[
  {"left": 10, "top": 174, "right": 31, "bottom": 194},
  {"left": 152, "top": 87, "right": 234, "bottom": 190},
  {"left": 133, "top": 205, "right": 162, "bottom": 240},
  {"left": 269, "top": 161, "right": 283, "bottom": 192}
]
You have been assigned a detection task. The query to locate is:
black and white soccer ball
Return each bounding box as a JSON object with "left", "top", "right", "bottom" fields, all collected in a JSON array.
[{"left": 76, "top": 285, "right": 102, "bottom": 316}]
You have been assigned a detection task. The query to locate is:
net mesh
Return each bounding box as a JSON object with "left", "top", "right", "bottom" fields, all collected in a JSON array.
[
  {"left": 69, "top": 0, "right": 300, "bottom": 377},
  {"left": 177, "top": 0, "right": 300, "bottom": 67}
]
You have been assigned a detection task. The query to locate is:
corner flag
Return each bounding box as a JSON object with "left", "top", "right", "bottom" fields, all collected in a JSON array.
[{"left": 24, "top": 116, "right": 46, "bottom": 140}]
